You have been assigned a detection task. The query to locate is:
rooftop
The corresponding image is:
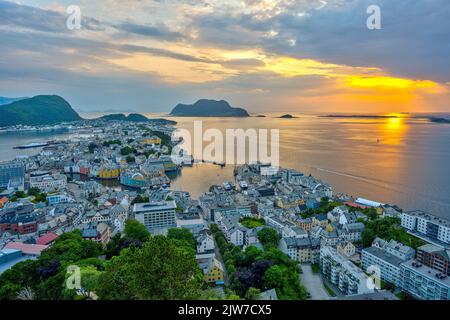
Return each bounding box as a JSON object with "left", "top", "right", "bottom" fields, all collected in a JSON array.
[
  {"left": 3, "top": 242, "right": 49, "bottom": 256},
  {"left": 401, "top": 259, "right": 450, "bottom": 287},
  {"left": 363, "top": 246, "right": 404, "bottom": 267},
  {"left": 133, "top": 200, "right": 176, "bottom": 213},
  {"left": 36, "top": 232, "right": 58, "bottom": 245},
  {"left": 404, "top": 210, "right": 450, "bottom": 228}
]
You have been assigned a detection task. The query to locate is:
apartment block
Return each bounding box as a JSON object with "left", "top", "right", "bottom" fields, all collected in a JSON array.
[
  {"left": 320, "top": 246, "right": 373, "bottom": 296},
  {"left": 399, "top": 260, "right": 450, "bottom": 300},
  {"left": 401, "top": 211, "right": 450, "bottom": 245}
]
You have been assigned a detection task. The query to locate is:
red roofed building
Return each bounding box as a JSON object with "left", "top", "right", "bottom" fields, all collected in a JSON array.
[
  {"left": 0, "top": 197, "right": 8, "bottom": 209},
  {"left": 344, "top": 201, "right": 368, "bottom": 210},
  {"left": 3, "top": 242, "right": 49, "bottom": 256},
  {"left": 36, "top": 232, "right": 58, "bottom": 246}
]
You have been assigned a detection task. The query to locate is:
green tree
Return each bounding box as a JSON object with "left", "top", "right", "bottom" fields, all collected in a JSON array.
[
  {"left": 120, "top": 146, "right": 135, "bottom": 156},
  {"left": 79, "top": 266, "right": 102, "bottom": 298},
  {"left": 96, "top": 236, "right": 201, "bottom": 299},
  {"left": 14, "top": 191, "right": 27, "bottom": 198},
  {"left": 167, "top": 228, "right": 195, "bottom": 248},
  {"left": 245, "top": 287, "right": 261, "bottom": 300},
  {"left": 131, "top": 195, "right": 149, "bottom": 205},
  {"left": 361, "top": 228, "right": 376, "bottom": 248},
  {"left": 257, "top": 228, "right": 281, "bottom": 249},
  {"left": 243, "top": 246, "right": 263, "bottom": 266},
  {"left": 263, "top": 265, "right": 283, "bottom": 289},
  {"left": 27, "top": 187, "right": 41, "bottom": 197},
  {"left": 124, "top": 220, "right": 150, "bottom": 242},
  {"left": 167, "top": 228, "right": 196, "bottom": 255}
]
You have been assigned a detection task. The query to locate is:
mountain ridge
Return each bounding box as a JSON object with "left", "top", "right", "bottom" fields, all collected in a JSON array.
[{"left": 0, "top": 96, "right": 29, "bottom": 106}]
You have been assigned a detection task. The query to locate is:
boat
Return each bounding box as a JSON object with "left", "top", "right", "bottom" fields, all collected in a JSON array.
[
  {"left": 238, "top": 180, "right": 248, "bottom": 190},
  {"left": 223, "top": 181, "right": 233, "bottom": 191},
  {"left": 14, "top": 142, "right": 49, "bottom": 149}
]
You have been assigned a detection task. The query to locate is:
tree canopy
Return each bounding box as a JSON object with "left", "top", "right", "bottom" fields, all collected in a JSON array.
[
  {"left": 124, "top": 219, "right": 150, "bottom": 242},
  {"left": 96, "top": 235, "right": 202, "bottom": 300},
  {"left": 257, "top": 228, "right": 281, "bottom": 249}
]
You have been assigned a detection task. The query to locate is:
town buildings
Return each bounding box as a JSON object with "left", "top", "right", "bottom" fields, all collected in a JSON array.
[
  {"left": 279, "top": 237, "right": 320, "bottom": 263},
  {"left": 361, "top": 238, "right": 415, "bottom": 286}
]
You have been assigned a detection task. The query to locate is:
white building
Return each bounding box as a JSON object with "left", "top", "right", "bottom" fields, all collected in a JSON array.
[
  {"left": 401, "top": 211, "right": 450, "bottom": 245},
  {"left": 320, "top": 246, "right": 373, "bottom": 296},
  {"left": 361, "top": 239, "right": 415, "bottom": 287},
  {"left": 196, "top": 231, "right": 215, "bottom": 254},
  {"left": 133, "top": 201, "right": 177, "bottom": 234},
  {"left": 400, "top": 260, "right": 450, "bottom": 300},
  {"left": 29, "top": 174, "right": 67, "bottom": 192}
]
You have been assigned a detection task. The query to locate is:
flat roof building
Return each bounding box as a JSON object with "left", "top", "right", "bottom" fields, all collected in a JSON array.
[
  {"left": 401, "top": 211, "right": 450, "bottom": 245},
  {"left": 400, "top": 259, "right": 450, "bottom": 300},
  {"left": 133, "top": 201, "right": 177, "bottom": 235},
  {"left": 0, "top": 161, "right": 25, "bottom": 189}
]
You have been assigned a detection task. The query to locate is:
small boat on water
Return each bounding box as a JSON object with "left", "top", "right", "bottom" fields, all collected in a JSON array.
[
  {"left": 238, "top": 180, "right": 248, "bottom": 190},
  {"left": 223, "top": 181, "right": 234, "bottom": 191},
  {"left": 14, "top": 142, "right": 49, "bottom": 149}
]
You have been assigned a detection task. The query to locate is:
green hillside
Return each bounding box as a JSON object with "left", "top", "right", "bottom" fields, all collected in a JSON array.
[{"left": 0, "top": 95, "right": 82, "bottom": 126}]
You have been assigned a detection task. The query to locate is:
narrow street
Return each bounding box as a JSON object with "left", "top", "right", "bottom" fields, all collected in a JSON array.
[{"left": 213, "top": 238, "right": 229, "bottom": 286}]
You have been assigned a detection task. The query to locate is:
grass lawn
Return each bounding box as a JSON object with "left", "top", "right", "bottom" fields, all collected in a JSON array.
[
  {"left": 323, "top": 283, "right": 337, "bottom": 297},
  {"left": 239, "top": 217, "right": 266, "bottom": 229}
]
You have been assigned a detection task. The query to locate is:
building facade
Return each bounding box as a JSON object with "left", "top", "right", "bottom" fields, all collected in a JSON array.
[
  {"left": 133, "top": 201, "right": 177, "bottom": 234},
  {"left": 399, "top": 260, "right": 450, "bottom": 300},
  {"left": 29, "top": 174, "right": 67, "bottom": 192},
  {"left": 0, "top": 161, "right": 25, "bottom": 189},
  {"left": 320, "top": 246, "right": 373, "bottom": 296},
  {"left": 416, "top": 244, "right": 450, "bottom": 276},
  {"left": 401, "top": 211, "right": 450, "bottom": 245}
]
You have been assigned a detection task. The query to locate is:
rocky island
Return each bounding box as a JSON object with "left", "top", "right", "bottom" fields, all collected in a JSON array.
[
  {"left": 170, "top": 99, "right": 249, "bottom": 117},
  {"left": 278, "top": 114, "right": 297, "bottom": 119}
]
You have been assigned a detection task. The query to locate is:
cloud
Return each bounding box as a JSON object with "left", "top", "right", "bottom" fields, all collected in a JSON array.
[
  {"left": 114, "top": 22, "right": 186, "bottom": 41},
  {"left": 0, "top": 0, "right": 449, "bottom": 113}
]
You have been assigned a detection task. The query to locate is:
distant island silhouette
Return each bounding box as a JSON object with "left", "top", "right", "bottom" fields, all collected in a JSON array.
[
  {"left": 278, "top": 114, "right": 297, "bottom": 119},
  {"left": 170, "top": 99, "right": 249, "bottom": 117}
]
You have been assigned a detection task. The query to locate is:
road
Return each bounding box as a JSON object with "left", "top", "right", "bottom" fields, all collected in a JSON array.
[
  {"left": 213, "top": 237, "right": 229, "bottom": 286},
  {"left": 300, "top": 264, "right": 331, "bottom": 300}
]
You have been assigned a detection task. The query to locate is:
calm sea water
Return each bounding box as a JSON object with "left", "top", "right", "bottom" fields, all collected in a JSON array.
[
  {"left": 2, "top": 114, "right": 450, "bottom": 219},
  {"left": 166, "top": 114, "right": 450, "bottom": 219},
  {"left": 0, "top": 129, "right": 71, "bottom": 160}
]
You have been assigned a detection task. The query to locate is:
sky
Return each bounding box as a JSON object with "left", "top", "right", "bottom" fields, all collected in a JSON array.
[{"left": 0, "top": 0, "right": 449, "bottom": 114}]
